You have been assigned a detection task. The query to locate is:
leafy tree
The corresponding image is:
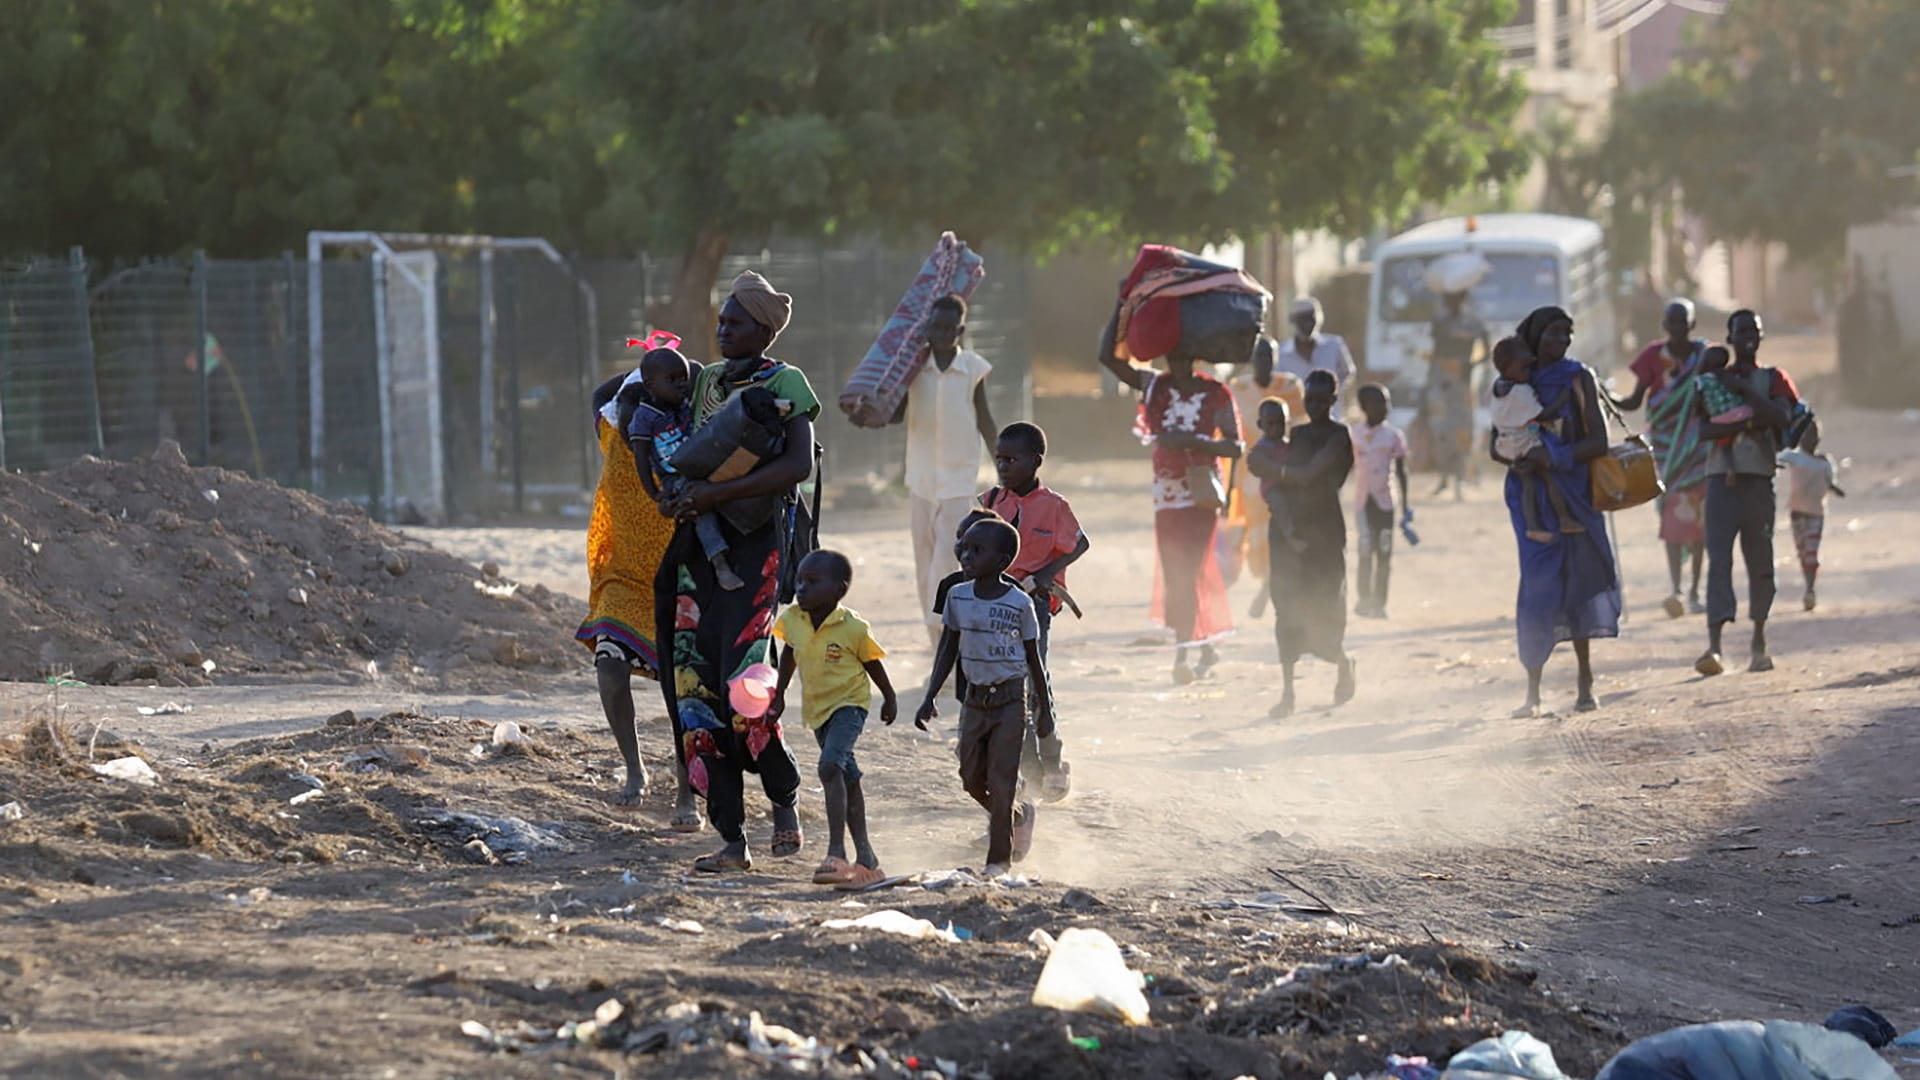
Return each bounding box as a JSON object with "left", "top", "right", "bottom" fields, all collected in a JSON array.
[
  {"left": 571, "top": 0, "right": 1528, "bottom": 338},
  {"left": 1607, "top": 0, "right": 1920, "bottom": 263},
  {"left": 0, "top": 0, "right": 585, "bottom": 258}
]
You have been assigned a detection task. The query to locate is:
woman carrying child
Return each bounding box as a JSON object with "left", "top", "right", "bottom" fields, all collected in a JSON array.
[
  {"left": 1251, "top": 370, "right": 1355, "bottom": 717},
  {"left": 1493, "top": 307, "right": 1621, "bottom": 717},
  {"left": 656, "top": 271, "right": 820, "bottom": 873}
]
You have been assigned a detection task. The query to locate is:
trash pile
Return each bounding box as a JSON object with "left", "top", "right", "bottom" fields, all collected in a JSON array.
[
  {"left": 0, "top": 444, "right": 578, "bottom": 688},
  {"left": 459, "top": 998, "right": 973, "bottom": 1079}
]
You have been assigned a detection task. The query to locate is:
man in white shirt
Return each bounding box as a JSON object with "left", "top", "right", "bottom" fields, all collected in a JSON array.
[
  {"left": 1273, "top": 297, "right": 1354, "bottom": 414},
  {"left": 897, "top": 294, "right": 997, "bottom": 645}
]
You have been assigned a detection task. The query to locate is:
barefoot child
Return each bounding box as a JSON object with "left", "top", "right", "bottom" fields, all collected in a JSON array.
[
  {"left": 1350, "top": 384, "right": 1411, "bottom": 619},
  {"left": 1489, "top": 338, "right": 1584, "bottom": 544},
  {"left": 1777, "top": 418, "right": 1844, "bottom": 611},
  {"left": 980, "top": 422, "right": 1087, "bottom": 803},
  {"left": 916, "top": 518, "right": 1055, "bottom": 878},
  {"left": 768, "top": 550, "right": 898, "bottom": 890},
  {"left": 626, "top": 346, "right": 745, "bottom": 590}
]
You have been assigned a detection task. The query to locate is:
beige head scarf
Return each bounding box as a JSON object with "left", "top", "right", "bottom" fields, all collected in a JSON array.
[{"left": 729, "top": 270, "right": 792, "bottom": 340}]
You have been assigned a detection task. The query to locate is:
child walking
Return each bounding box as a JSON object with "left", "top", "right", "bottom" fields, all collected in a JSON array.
[
  {"left": 1247, "top": 400, "right": 1304, "bottom": 553},
  {"left": 768, "top": 550, "right": 898, "bottom": 890},
  {"left": 1350, "top": 384, "right": 1410, "bottom": 618},
  {"left": 1489, "top": 337, "right": 1584, "bottom": 544},
  {"left": 916, "top": 518, "right": 1055, "bottom": 878},
  {"left": 1777, "top": 418, "right": 1844, "bottom": 611},
  {"left": 979, "top": 422, "right": 1087, "bottom": 803},
  {"left": 625, "top": 346, "right": 745, "bottom": 590}
]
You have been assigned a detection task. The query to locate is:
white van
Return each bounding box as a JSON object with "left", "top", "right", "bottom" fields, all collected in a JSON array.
[{"left": 1365, "top": 213, "right": 1616, "bottom": 424}]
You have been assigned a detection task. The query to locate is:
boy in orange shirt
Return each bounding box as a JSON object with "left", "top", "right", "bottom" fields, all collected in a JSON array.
[{"left": 979, "top": 422, "right": 1088, "bottom": 802}]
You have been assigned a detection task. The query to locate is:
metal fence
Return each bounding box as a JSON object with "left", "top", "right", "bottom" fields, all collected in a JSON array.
[{"left": 0, "top": 239, "right": 1032, "bottom": 520}]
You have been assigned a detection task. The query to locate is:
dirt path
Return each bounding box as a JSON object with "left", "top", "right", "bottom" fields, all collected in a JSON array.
[{"left": 2, "top": 340, "right": 1916, "bottom": 1077}]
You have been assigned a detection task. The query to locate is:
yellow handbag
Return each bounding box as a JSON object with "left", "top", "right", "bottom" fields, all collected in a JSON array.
[{"left": 1581, "top": 377, "right": 1664, "bottom": 512}]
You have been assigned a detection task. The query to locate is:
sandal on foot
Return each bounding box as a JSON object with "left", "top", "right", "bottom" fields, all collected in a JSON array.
[
  {"left": 812, "top": 856, "right": 855, "bottom": 886},
  {"left": 693, "top": 850, "right": 751, "bottom": 873},
  {"left": 669, "top": 804, "right": 705, "bottom": 833},
  {"left": 1333, "top": 658, "right": 1356, "bottom": 706},
  {"left": 1749, "top": 653, "right": 1774, "bottom": 673},
  {"left": 770, "top": 828, "right": 804, "bottom": 858},
  {"left": 1694, "top": 651, "right": 1725, "bottom": 677},
  {"left": 1269, "top": 692, "right": 1296, "bottom": 719},
  {"left": 1663, "top": 594, "right": 1685, "bottom": 619},
  {"left": 1171, "top": 662, "right": 1195, "bottom": 686},
  {"left": 834, "top": 864, "right": 888, "bottom": 891}
]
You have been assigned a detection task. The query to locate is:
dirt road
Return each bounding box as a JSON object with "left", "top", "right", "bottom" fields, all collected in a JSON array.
[{"left": 2, "top": 341, "right": 1916, "bottom": 1077}]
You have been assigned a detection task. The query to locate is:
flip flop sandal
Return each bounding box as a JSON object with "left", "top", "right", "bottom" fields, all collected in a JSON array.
[
  {"left": 692, "top": 850, "right": 751, "bottom": 874},
  {"left": 770, "top": 828, "right": 804, "bottom": 858},
  {"left": 812, "top": 856, "right": 855, "bottom": 886},
  {"left": 834, "top": 864, "right": 889, "bottom": 892}
]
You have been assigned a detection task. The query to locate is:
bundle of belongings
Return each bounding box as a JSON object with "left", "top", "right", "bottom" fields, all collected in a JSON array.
[
  {"left": 1098, "top": 244, "right": 1271, "bottom": 365},
  {"left": 839, "top": 231, "right": 986, "bottom": 428},
  {"left": 670, "top": 386, "right": 793, "bottom": 533}
]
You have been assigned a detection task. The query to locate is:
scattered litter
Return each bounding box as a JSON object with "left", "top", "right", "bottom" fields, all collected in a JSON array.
[
  {"left": 821, "top": 909, "right": 964, "bottom": 944},
  {"left": 1796, "top": 894, "right": 1851, "bottom": 905},
  {"left": 91, "top": 756, "right": 159, "bottom": 786},
  {"left": 1444, "top": 1030, "right": 1569, "bottom": 1079},
  {"left": 136, "top": 702, "right": 192, "bottom": 716},
  {"left": 286, "top": 586, "right": 309, "bottom": 607},
  {"left": 1029, "top": 927, "right": 1151, "bottom": 1025},
  {"left": 655, "top": 917, "right": 705, "bottom": 935},
  {"left": 1596, "top": 1021, "right": 1896, "bottom": 1080},
  {"left": 1893, "top": 1028, "right": 1920, "bottom": 1048},
  {"left": 1824, "top": 1005, "right": 1896, "bottom": 1048},
  {"left": 1781, "top": 847, "right": 1815, "bottom": 858},
  {"left": 0, "top": 801, "right": 23, "bottom": 821},
  {"left": 473, "top": 579, "right": 520, "bottom": 599},
  {"left": 343, "top": 743, "right": 429, "bottom": 772},
  {"left": 1028, "top": 928, "right": 1057, "bottom": 954},
  {"left": 919, "top": 868, "right": 990, "bottom": 891},
  {"left": 489, "top": 722, "right": 534, "bottom": 754},
  {"left": 930, "top": 983, "right": 971, "bottom": 1012},
  {"left": 1866, "top": 818, "right": 1913, "bottom": 827},
  {"left": 1069, "top": 1035, "right": 1102, "bottom": 1051},
  {"left": 220, "top": 886, "right": 275, "bottom": 907},
  {"left": 1879, "top": 913, "right": 1920, "bottom": 928},
  {"left": 288, "top": 772, "right": 324, "bottom": 790},
  {"left": 289, "top": 789, "right": 322, "bottom": 806},
  {"left": 1386, "top": 1054, "right": 1441, "bottom": 1080},
  {"left": 414, "top": 810, "right": 573, "bottom": 864}
]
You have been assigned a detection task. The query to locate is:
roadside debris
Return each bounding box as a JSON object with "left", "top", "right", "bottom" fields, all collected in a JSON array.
[
  {"left": 820, "top": 909, "right": 965, "bottom": 944},
  {"left": 1029, "top": 927, "right": 1151, "bottom": 1025},
  {"left": 91, "top": 756, "right": 159, "bottom": 786}
]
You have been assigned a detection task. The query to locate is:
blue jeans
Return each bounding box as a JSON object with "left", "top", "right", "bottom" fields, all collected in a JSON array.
[{"left": 814, "top": 705, "right": 865, "bottom": 783}]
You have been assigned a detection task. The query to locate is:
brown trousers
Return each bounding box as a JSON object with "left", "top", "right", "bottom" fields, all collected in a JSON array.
[{"left": 957, "top": 679, "right": 1026, "bottom": 866}]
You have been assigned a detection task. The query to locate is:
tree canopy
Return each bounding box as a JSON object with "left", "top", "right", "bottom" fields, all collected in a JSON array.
[
  {"left": 3, "top": 0, "right": 1528, "bottom": 311},
  {"left": 1606, "top": 0, "right": 1920, "bottom": 263}
]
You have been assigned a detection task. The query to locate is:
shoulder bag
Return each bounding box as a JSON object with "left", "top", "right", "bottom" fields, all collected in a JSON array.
[{"left": 1578, "top": 368, "right": 1663, "bottom": 512}]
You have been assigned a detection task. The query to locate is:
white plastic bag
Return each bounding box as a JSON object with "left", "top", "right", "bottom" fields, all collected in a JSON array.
[
  {"left": 820, "top": 909, "right": 961, "bottom": 943},
  {"left": 1029, "top": 927, "right": 1150, "bottom": 1025}
]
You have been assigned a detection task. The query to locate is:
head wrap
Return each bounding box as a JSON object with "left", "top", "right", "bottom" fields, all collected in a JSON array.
[
  {"left": 1515, "top": 306, "right": 1573, "bottom": 357},
  {"left": 1289, "top": 297, "right": 1323, "bottom": 322},
  {"left": 728, "top": 270, "right": 792, "bottom": 339}
]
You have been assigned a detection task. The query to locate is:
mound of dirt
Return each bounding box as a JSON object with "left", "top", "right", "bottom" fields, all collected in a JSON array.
[{"left": 0, "top": 444, "right": 581, "bottom": 689}]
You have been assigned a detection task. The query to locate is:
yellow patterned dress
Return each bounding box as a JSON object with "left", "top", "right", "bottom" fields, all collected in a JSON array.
[{"left": 575, "top": 415, "right": 675, "bottom": 676}]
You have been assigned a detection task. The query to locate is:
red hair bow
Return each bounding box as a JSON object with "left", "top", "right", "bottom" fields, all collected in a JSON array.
[{"left": 625, "top": 330, "right": 682, "bottom": 351}]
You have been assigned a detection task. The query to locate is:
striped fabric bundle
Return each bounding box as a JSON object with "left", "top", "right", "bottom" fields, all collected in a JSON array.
[{"left": 838, "top": 232, "right": 986, "bottom": 428}]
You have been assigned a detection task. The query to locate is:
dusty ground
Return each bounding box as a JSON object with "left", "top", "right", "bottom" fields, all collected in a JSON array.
[{"left": 1, "top": 336, "right": 1916, "bottom": 1077}]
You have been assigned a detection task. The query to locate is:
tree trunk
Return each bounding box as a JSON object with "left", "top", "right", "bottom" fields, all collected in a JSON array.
[{"left": 645, "top": 229, "right": 730, "bottom": 360}]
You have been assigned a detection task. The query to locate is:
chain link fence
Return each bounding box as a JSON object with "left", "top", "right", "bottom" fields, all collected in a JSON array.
[{"left": 0, "top": 239, "right": 1032, "bottom": 519}]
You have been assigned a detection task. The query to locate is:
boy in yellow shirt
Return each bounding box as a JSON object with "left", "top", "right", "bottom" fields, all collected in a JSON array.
[{"left": 768, "top": 550, "right": 898, "bottom": 889}]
